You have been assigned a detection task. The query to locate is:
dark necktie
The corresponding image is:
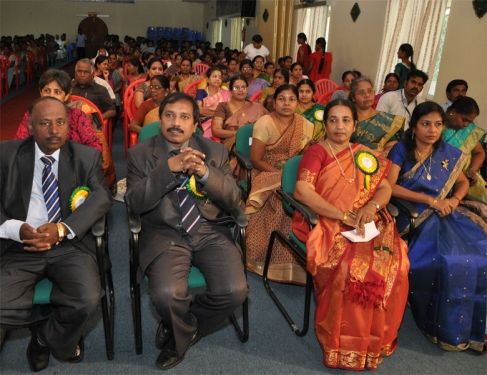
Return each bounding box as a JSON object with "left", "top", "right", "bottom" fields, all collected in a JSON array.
[
  {"left": 171, "top": 150, "right": 201, "bottom": 235},
  {"left": 41, "top": 156, "right": 62, "bottom": 223}
]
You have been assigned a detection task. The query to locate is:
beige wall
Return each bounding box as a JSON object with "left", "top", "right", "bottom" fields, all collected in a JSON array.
[
  {"left": 327, "top": 0, "right": 387, "bottom": 84},
  {"left": 434, "top": 0, "right": 487, "bottom": 129},
  {"left": 0, "top": 0, "right": 205, "bottom": 42}
]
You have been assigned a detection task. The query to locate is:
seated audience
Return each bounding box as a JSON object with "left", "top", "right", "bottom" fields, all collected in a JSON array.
[
  {"left": 350, "top": 77, "right": 405, "bottom": 154},
  {"left": 443, "top": 96, "right": 486, "bottom": 204},
  {"left": 252, "top": 55, "right": 265, "bottom": 79},
  {"left": 331, "top": 70, "right": 361, "bottom": 101},
  {"left": 125, "top": 92, "right": 248, "bottom": 370},
  {"left": 124, "top": 57, "right": 145, "bottom": 84},
  {"left": 295, "top": 79, "right": 326, "bottom": 142},
  {"left": 195, "top": 66, "right": 231, "bottom": 140},
  {"left": 374, "top": 72, "right": 400, "bottom": 107},
  {"left": 442, "top": 79, "right": 468, "bottom": 111},
  {"left": 308, "top": 37, "right": 332, "bottom": 81},
  {"left": 15, "top": 68, "right": 101, "bottom": 152},
  {"left": 129, "top": 75, "right": 169, "bottom": 134},
  {"left": 260, "top": 68, "right": 289, "bottom": 112},
  {"left": 212, "top": 75, "right": 268, "bottom": 149},
  {"left": 0, "top": 97, "right": 112, "bottom": 372},
  {"left": 176, "top": 58, "right": 200, "bottom": 93},
  {"left": 292, "top": 98, "right": 409, "bottom": 370},
  {"left": 134, "top": 57, "right": 164, "bottom": 108},
  {"left": 245, "top": 84, "right": 314, "bottom": 284},
  {"left": 94, "top": 55, "right": 116, "bottom": 102},
  {"left": 71, "top": 58, "right": 116, "bottom": 122},
  {"left": 289, "top": 62, "right": 307, "bottom": 86},
  {"left": 376, "top": 70, "right": 428, "bottom": 127},
  {"left": 387, "top": 101, "right": 486, "bottom": 352},
  {"left": 394, "top": 43, "right": 416, "bottom": 89}
]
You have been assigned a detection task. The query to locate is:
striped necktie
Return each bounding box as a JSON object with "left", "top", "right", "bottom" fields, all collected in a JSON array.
[
  {"left": 171, "top": 150, "right": 201, "bottom": 235},
  {"left": 41, "top": 156, "right": 62, "bottom": 223}
]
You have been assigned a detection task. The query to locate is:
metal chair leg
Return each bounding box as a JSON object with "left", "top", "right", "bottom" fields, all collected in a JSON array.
[
  {"left": 263, "top": 230, "right": 311, "bottom": 336},
  {"left": 130, "top": 233, "right": 143, "bottom": 354}
]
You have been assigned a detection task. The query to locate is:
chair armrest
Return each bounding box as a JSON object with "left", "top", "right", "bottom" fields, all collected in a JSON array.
[
  {"left": 129, "top": 132, "right": 138, "bottom": 147},
  {"left": 126, "top": 207, "right": 142, "bottom": 234},
  {"left": 91, "top": 215, "right": 106, "bottom": 237},
  {"left": 390, "top": 198, "right": 419, "bottom": 218},
  {"left": 278, "top": 190, "right": 318, "bottom": 226},
  {"left": 386, "top": 203, "right": 399, "bottom": 217},
  {"left": 231, "top": 206, "right": 248, "bottom": 228},
  {"left": 233, "top": 150, "right": 253, "bottom": 171}
]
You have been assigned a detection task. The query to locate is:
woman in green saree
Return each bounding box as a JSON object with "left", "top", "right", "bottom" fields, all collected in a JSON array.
[{"left": 296, "top": 79, "right": 326, "bottom": 142}]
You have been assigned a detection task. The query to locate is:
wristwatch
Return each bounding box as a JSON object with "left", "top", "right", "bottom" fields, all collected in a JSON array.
[{"left": 56, "top": 223, "right": 66, "bottom": 244}]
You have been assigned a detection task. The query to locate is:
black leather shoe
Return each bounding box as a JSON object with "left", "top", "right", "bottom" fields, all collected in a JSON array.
[
  {"left": 155, "top": 329, "right": 200, "bottom": 370},
  {"left": 65, "top": 338, "right": 84, "bottom": 363},
  {"left": 27, "top": 333, "right": 50, "bottom": 372},
  {"left": 155, "top": 322, "right": 173, "bottom": 350}
]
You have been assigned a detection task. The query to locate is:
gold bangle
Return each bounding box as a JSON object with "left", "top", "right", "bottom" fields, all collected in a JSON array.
[
  {"left": 430, "top": 198, "right": 438, "bottom": 208},
  {"left": 342, "top": 211, "right": 348, "bottom": 222}
]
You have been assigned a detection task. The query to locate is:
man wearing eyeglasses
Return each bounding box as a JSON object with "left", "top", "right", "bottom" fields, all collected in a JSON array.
[{"left": 0, "top": 97, "right": 112, "bottom": 372}]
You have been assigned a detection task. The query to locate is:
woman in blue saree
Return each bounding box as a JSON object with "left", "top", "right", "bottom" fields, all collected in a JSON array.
[{"left": 387, "top": 101, "right": 486, "bottom": 352}]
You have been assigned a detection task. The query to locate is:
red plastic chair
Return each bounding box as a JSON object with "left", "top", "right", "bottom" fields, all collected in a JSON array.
[
  {"left": 122, "top": 78, "right": 146, "bottom": 152},
  {"left": 193, "top": 63, "right": 209, "bottom": 76},
  {"left": 25, "top": 51, "right": 35, "bottom": 85},
  {"left": 69, "top": 95, "right": 112, "bottom": 150},
  {"left": 249, "top": 90, "right": 262, "bottom": 102},
  {"left": 314, "top": 79, "right": 338, "bottom": 101},
  {"left": 316, "top": 90, "right": 335, "bottom": 105},
  {"left": 0, "top": 58, "right": 9, "bottom": 98},
  {"left": 184, "top": 79, "right": 203, "bottom": 98}
]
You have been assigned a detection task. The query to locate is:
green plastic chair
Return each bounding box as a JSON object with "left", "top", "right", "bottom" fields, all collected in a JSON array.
[
  {"left": 128, "top": 128, "right": 249, "bottom": 354},
  {"left": 231, "top": 124, "right": 254, "bottom": 199},
  {"left": 263, "top": 156, "right": 317, "bottom": 336},
  {"left": 31, "top": 216, "right": 115, "bottom": 359}
]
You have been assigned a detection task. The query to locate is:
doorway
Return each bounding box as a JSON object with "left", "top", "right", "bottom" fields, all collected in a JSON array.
[{"left": 78, "top": 16, "right": 108, "bottom": 58}]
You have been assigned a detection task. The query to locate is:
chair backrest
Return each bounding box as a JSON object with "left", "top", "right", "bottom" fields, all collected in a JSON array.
[
  {"left": 69, "top": 94, "right": 105, "bottom": 130},
  {"left": 184, "top": 79, "right": 203, "bottom": 98},
  {"left": 234, "top": 123, "right": 254, "bottom": 159},
  {"left": 138, "top": 121, "right": 160, "bottom": 142},
  {"left": 281, "top": 156, "right": 303, "bottom": 195},
  {"left": 314, "top": 79, "right": 338, "bottom": 96},
  {"left": 316, "top": 90, "right": 335, "bottom": 105},
  {"left": 124, "top": 78, "right": 146, "bottom": 120},
  {"left": 281, "top": 156, "right": 303, "bottom": 215},
  {"left": 249, "top": 90, "right": 262, "bottom": 102},
  {"left": 193, "top": 63, "right": 210, "bottom": 76}
]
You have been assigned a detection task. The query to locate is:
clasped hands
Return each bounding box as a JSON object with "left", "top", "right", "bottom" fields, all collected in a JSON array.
[
  {"left": 20, "top": 222, "right": 60, "bottom": 252},
  {"left": 341, "top": 202, "right": 377, "bottom": 237},
  {"left": 430, "top": 197, "right": 459, "bottom": 217},
  {"left": 168, "top": 147, "right": 207, "bottom": 178}
]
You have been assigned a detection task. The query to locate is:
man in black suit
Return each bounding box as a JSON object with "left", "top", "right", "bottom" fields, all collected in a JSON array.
[
  {"left": 0, "top": 97, "right": 112, "bottom": 372},
  {"left": 125, "top": 92, "right": 248, "bottom": 370}
]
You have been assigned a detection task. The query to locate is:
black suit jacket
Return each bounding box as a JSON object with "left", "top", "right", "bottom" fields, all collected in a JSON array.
[
  {"left": 125, "top": 134, "right": 241, "bottom": 271},
  {"left": 0, "top": 137, "right": 112, "bottom": 256}
]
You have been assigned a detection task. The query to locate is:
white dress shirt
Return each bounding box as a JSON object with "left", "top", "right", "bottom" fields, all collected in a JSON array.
[
  {"left": 376, "top": 89, "right": 425, "bottom": 129},
  {"left": 0, "top": 143, "right": 73, "bottom": 242}
]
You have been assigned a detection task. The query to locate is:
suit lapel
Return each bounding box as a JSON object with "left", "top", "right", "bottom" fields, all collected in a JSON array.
[
  {"left": 17, "top": 139, "right": 35, "bottom": 217},
  {"left": 58, "top": 143, "right": 77, "bottom": 219}
]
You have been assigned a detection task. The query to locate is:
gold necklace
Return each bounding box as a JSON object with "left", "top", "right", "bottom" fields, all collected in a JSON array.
[
  {"left": 326, "top": 141, "right": 356, "bottom": 184},
  {"left": 415, "top": 149, "right": 433, "bottom": 181}
]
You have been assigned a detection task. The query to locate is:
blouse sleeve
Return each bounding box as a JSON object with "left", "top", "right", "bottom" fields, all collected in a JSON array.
[
  {"left": 213, "top": 102, "right": 227, "bottom": 119},
  {"left": 15, "top": 111, "right": 30, "bottom": 139},
  {"left": 297, "top": 144, "right": 326, "bottom": 185},
  {"left": 195, "top": 89, "right": 208, "bottom": 102},
  {"left": 252, "top": 115, "right": 271, "bottom": 144},
  {"left": 387, "top": 141, "right": 406, "bottom": 167}
]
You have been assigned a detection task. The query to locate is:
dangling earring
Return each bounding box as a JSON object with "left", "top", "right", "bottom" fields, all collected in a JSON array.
[{"left": 411, "top": 132, "right": 415, "bottom": 140}]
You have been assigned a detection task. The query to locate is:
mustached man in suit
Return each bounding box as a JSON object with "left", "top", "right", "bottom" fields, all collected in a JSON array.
[
  {"left": 125, "top": 92, "right": 248, "bottom": 370},
  {"left": 0, "top": 97, "right": 112, "bottom": 372}
]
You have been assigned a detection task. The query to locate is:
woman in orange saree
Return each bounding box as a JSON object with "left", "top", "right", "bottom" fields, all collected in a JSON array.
[
  {"left": 246, "top": 85, "right": 314, "bottom": 284},
  {"left": 292, "top": 99, "right": 409, "bottom": 370}
]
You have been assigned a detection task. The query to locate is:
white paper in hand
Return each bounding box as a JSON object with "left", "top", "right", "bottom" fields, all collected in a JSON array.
[{"left": 341, "top": 221, "right": 380, "bottom": 243}]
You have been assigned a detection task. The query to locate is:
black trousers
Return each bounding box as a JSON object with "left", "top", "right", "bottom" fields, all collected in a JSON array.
[
  {"left": 0, "top": 244, "right": 101, "bottom": 360},
  {"left": 146, "top": 222, "right": 248, "bottom": 356}
]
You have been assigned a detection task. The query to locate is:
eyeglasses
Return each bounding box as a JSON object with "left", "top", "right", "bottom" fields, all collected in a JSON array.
[
  {"left": 232, "top": 86, "right": 247, "bottom": 91},
  {"left": 241, "top": 66, "right": 252, "bottom": 71},
  {"left": 150, "top": 85, "right": 164, "bottom": 90}
]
